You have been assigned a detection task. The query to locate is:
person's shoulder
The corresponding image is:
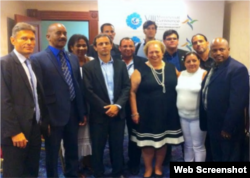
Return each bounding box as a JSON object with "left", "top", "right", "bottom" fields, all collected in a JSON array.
[
  {"left": 30, "top": 48, "right": 49, "bottom": 59},
  {"left": 0, "top": 53, "right": 12, "bottom": 62},
  {"left": 228, "top": 56, "right": 247, "bottom": 70},
  {"left": 134, "top": 55, "right": 147, "bottom": 62}
]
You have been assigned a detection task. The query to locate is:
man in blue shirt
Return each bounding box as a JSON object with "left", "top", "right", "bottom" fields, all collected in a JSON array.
[
  {"left": 82, "top": 34, "right": 130, "bottom": 178},
  {"left": 30, "top": 23, "right": 87, "bottom": 178},
  {"left": 162, "top": 29, "right": 186, "bottom": 71}
]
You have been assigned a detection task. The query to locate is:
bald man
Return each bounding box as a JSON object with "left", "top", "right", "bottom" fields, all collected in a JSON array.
[
  {"left": 30, "top": 23, "right": 87, "bottom": 177},
  {"left": 199, "top": 38, "right": 249, "bottom": 161}
]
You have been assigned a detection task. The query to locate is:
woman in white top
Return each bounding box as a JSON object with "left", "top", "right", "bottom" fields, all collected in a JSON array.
[
  {"left": 68, "top": 34, "right": 94, "bottom": 174},
  {"left": 176, "top": 52, "right": 207, "bottom": 162}
]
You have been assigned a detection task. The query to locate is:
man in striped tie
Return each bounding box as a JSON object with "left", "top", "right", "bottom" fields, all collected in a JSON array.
[{"left": 30, "top": 23, "right": 87, "bottom": 178}]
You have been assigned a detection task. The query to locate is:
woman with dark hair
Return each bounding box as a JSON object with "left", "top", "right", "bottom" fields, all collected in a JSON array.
[
  {"left": 68, "top": 34, "right": 93, "bottom": 175},
  {"left": 176, "top": 52, "right": 207, "bottom": 162}
]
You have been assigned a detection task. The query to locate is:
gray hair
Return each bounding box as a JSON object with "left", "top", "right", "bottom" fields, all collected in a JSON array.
[{"left": 12, "top": 22, "right": 36, "bottom": 37}]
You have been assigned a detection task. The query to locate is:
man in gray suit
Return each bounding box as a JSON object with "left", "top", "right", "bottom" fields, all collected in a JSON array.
[{"left": 1, "top": 22, "right": 48, "bottom": 177}]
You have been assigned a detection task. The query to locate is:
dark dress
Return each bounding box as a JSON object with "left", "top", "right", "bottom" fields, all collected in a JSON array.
[{"left": 131, "top": 62, "right": 184, "bottom": 148}]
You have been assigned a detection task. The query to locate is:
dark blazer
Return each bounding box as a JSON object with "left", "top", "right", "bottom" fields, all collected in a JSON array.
[
  {"left": 163, "top": 49, "right": 186, "bottom": 71},
  {"left": 82, "top": 57, "right": 130, "bottom": 124},
  {"left": 199, "top": 56, "right": 249, "bottom": 140},
  {"left": 88, "top": 43, "right": 121, "bottom": 59},
  {"left": 30, "top": 47, "right": 85, "bottom": 127},
  {"left": 1, "top": 51, "right": 48, "bottom": 145}
]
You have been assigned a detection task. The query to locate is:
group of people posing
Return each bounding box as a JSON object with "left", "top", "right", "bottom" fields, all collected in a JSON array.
[{"left": 1, "top": 20, "right": 249, "bottom": 178}]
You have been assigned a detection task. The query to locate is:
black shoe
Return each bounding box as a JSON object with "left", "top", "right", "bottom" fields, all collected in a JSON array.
[
  {"left": 129, "top": 166, "right": 140, "bottom": 175},
  {"left": 154, "top": 173, "right": 163, "bottom": 178}
]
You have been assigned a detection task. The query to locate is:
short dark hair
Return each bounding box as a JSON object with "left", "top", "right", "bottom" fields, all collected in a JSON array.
[
  {"left": 93, "top": 34, "right": 112, "bottom": 47},
  {"left": 119, "top": 37, "right": 135, "bottom": 46},
  {"left": 100, "top": 23, "right": 114, "bottom": 32},
  {"left": 183, "top": 51, "right": 199, "bottom": 62},
  {"left": 191, "top": 33, "right": 208, "bottom": 44},
  {"left": 67, "top": 34, "right": 90, "bottom": 53},
  {"left": 143, "top": 20, "right": 157, "bottom": 30},
  {"left": 163, "top": 29, "right": 179, "bottom": 40}
]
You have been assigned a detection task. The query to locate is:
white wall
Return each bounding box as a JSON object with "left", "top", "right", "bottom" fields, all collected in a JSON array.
[
  {"left": 226, "top": 1, "right": 250, "bottom": 68},
  {"left": 98, "top": 0, "right": 224, "bottom": 52},
  {"left": 1, "top": 1, "right": 27, "bottom": 55}
]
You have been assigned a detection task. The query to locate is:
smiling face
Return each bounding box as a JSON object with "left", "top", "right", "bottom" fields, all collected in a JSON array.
[
  {"left": 46, "top": 23, "right": 67, "bottom": 50},
  {"left": 210, "top": 38, "right": 230, "bottom": 64},
  {"left": 119, "top": 39, "right": 135, "bottom": 59},
  {"left": 184, "top": 54, "right": 200, "bottom": 73},
  {"left": 11, "top": 30, "right": 36, "bottom": 58},
  {"left": 147, "top": 43, "right": 163, "bottom": 64},
  {"left": 70, "top": 39, "right": 88, "bottom": 58}
]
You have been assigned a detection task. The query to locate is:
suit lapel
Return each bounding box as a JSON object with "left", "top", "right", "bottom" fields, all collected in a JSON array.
[
  {"left": 208, "top": 58, "right": 230, "bottom": 86},
  {"left": 11, "top": 52, "right": 33, "bottom": 98},
  {"left": 45, "top": 47, "right": 67, "bottom": 83},
  {"left": 93, "top": 59, "right": 109, "bottom": 97}
]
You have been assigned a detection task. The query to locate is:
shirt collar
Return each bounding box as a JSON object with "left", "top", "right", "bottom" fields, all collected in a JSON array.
[
  {"left": 13, "top": 49, "right": 27, "bottom": 64},
  {"left": 99, "top": 57, "right": 114, "bottom": 65},
  {"left": 48, "top": 45, "right": 65, "bottom": 56},
  {"left": 164, "top": 50, "right": 178, "bottom": 57}
]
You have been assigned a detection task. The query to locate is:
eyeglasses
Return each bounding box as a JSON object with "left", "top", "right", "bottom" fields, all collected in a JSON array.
[{"left": 165, "top": 38, "right": 177, "bottom": 41}]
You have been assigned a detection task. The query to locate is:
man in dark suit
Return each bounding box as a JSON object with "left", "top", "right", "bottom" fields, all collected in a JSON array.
[
  {"left": 162, "top": 29, "right": 186, "bottom": 165},
  {"left": 200, "top": 37, "right": 249, "bottom": 161},
  {"left": 1, "top": 22, "right": 48, "bottom": 177},
  {"left": 162, "top": 29, "right": 186, "bottom": 71},
  {"left": 118, "top": 37, "right": 146, "bottom": 175},
  {"left": 30, "top": 23, "right": 87, "bottom": 177},
  {"left": 88, "top": 23, "right": 121, "bottom": 58},
  {"left": 82, "top": 34, "right": 130, "bottom": 178}
]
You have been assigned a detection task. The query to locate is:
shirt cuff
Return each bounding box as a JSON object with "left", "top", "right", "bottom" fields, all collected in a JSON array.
[{"left": 114, "top": 104, "right": 122, "bottom": 109}]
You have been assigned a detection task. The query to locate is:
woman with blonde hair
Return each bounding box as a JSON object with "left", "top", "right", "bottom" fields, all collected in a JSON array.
[{"left": 130, "top": 40, "right": 183, "bottom": 177}]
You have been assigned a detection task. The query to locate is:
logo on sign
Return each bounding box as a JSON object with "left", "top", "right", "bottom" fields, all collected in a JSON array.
[
  {"left": 126, "top": 13, "right": 142, "bottom": 30},
  {"left": 181, "top": 38, "right": 193, "bottom": 51},
  {"left": 182, "top": 15, "right": 198, "bottom": 30}
]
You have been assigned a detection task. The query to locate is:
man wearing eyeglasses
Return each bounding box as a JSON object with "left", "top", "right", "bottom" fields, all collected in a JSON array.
[
  {"left": 162, "top": 29, "right": 186, "bottom": 71},
  {"left": 162, "top": 29, "right": 186, "bottom": 165}
]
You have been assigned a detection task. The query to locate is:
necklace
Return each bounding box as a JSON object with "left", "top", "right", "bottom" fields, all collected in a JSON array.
[{"left": 148, "top": 62, "right": 165, "bottom": 93}]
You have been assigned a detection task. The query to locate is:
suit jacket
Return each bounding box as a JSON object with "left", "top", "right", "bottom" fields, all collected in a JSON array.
[
  {"left": 163, "top": 49, "right": 186, "bottom": 71},
  {"left": 30, "top": 47, "right": 86, "bottom": 127},
  {"left": 82, "top": 57, "right": 130, "bottom": 124},
  {"left": 87, "top": 43, "right": 121, "bottom": 59},
  {"left": 1, "top": 51, "right": 48, "bottom": 145},
  {"left": 199, "top": 56, "right": 249, "bottom": 140}
]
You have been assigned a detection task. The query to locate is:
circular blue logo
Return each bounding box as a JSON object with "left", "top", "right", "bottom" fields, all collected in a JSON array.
[
  {"left": 131, "top": 36, "right": 141, "bottom": 44},
  {"left": 126, "top": 13, "right": 142, "bottom": 30}
]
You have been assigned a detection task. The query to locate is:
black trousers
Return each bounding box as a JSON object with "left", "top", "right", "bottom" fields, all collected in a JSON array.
[
  {"left": 2, "top": 117, "right": 41, "bottom": 177},
  {"left": 90, "top": 118, "right": 125, "bottom": 178},
  {"left": 210, "top": 135, "right": 242, "bottom": 161},
  {"left": 126, "top": 114, "right": 141, "bottom": 168},
  {"left": 44, "top": 102, "right": 79, "bottom": 178}
]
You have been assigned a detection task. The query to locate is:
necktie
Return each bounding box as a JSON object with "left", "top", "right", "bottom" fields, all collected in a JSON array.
[
  {"left": 59, "top": 51, "right": 75, "bottom": 101},
  {"left": 25, "top": 59, "right": 40, "bottom": 123}
]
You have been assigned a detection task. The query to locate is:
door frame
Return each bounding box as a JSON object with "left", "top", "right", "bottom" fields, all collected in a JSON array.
[{"left": 26, "top": 9, "right": 99, "bottom": 44}]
